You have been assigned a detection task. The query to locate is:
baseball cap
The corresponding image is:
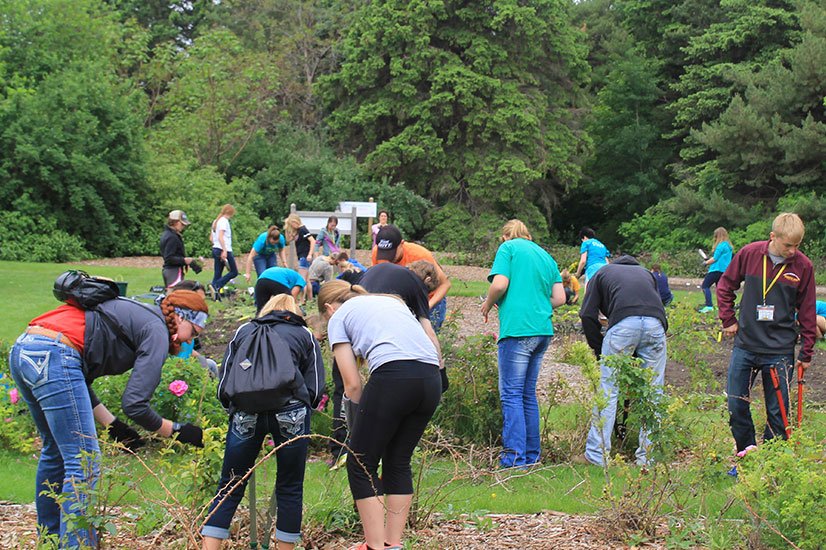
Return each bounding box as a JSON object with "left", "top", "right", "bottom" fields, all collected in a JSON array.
[
  {"left": 375, "top": 225, "right": 403, "bottom": 261},
  {"left": 169, "top": 210, "right": 191, "bottom": 225}
]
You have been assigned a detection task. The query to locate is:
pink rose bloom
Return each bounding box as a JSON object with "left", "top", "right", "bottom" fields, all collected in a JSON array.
[
  {"left": 168, "top": 380, "right": 189, "bottom": 397},
  {"left": 9, "top": 388, "right": 19, "bottom": 405}
]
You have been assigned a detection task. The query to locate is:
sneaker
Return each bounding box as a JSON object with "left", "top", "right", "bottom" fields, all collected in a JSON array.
[
  {"left": 736, "top": 444, "right": 757, "bottom": 458},
  {"left": 699, "top": 306, "right": 714, "bottom": 313}
]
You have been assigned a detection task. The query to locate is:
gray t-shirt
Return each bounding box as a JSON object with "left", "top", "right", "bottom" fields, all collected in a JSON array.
[
  {"left": 327, "top": 295, "right": 439, "bottom": 373},
  {"left": 308, "top": 257, "right": 334, "bottom": 283}
]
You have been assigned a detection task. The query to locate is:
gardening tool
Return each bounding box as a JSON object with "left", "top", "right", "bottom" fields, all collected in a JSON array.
[
  {"left": 247, "top": 462, "right": 280, "bottom": 549},
  {"left": 768, "top": 365, "right": 791, "bottom": 438},
  {"left": 797, "top": 361, "right": 805, "bottom": 427}
]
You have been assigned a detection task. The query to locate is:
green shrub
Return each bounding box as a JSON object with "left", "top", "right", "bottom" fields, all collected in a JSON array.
[
  {"left": 735, "top": 432, "right": 826, "bottom": 550},
  {"left": 432, "top": 323, "right": 501, "bottom": 446},
  {"left": 0, "top": 211, "right": 92, "bottom": 262},
  {"left": 0, "top": 344, "right": 39, "bottom": 453},
  {"left": 92, "top": 356, "right": 227, "bottom": 429}
]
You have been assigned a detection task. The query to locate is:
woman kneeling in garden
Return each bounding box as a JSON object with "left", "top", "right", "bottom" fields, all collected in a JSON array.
[
  {"left": 202, "top": 294, "right": 325, "bottom": 550},
  {"left": 318, "top": 280, "right": 444, "bottom": 550}
]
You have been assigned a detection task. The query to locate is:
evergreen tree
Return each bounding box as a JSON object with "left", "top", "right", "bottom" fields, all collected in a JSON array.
[{"left": 320, "top": 0, "right": 589, "bottom": 234}]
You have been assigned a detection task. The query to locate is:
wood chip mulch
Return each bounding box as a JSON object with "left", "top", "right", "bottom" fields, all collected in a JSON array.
[{"left": 0, "top": 501, "right": 664, "bottom": 549}]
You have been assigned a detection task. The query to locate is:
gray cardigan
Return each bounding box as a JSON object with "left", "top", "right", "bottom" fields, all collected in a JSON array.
[{"left": 84, "top": 298, "right": 169, "bottom": 431}]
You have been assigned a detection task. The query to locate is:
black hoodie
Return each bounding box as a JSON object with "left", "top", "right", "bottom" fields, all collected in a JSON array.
[{"left": 579, "top": 255, "right": 668, "bottom": 356}]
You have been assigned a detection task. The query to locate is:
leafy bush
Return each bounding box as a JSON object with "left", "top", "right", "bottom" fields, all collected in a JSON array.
[
  {"left": 735, "top": 433, "right": 826, "bottom": 550},
  {"left": 92, "top": 355, "right": 226, "bottom": 429},
  {"left": 0, "top": 211, "right": 92, "bottom": 262},
  {"left": 0, "top": 344, "right": 38, "bottom": 453},
  {"left": 432, "top": 321, "right": 501, "bottom": 446}
]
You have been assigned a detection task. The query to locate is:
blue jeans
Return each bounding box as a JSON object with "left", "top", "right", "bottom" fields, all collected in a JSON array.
[
  {"left": 497, "top": 336, "right": 551, "bottom": 468},
  {"left": 726, "top": 346, "right": 793, "bottom": 453},
  {"left": 585, "top": 316, "right": 666, "bottom": 466},
  {"left": 9, "top": 333, "right": 100, "bottom": 548},
  {"left": 429, "top": 297, "right": 447, "bottom": 333},
  {"left": 212, "top": 248, "right": 239, "bottom": 290},
  {"left": 202, "top": 403, "right": 311, "bottom": 543},
  {"left": 702, "top": 271, "right": 723, "bottom": 307},
  {"left": 253, "top": 254, "right": 277, "bottom": 277}
]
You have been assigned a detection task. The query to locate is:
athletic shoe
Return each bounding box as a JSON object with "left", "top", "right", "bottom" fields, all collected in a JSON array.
[
  {"left": 699, "top": 306, "right": 714, "bottom": 313},
  {"left": 736, "top": 444, "right": 757, "bottom": 458}
]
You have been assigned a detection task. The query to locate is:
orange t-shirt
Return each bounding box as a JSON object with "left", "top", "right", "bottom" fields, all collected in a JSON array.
[
  {"left": 564, "top": 275, "right": 581, "bottom": 293},
  {"left": 372, "top": 242, "right": 441, "bottom": 300},
  {"left": 29, "top": 304, "right": 86, "bottom": 352},
  {"left": 371, "top": 241, "right": 437, "bottom": 267}
]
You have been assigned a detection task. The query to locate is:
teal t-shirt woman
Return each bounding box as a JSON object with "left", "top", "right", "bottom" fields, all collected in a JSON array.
[
  {"left": 574, "top": 227, "right": 610, "bottom": 286},
  {"left": 481, "top": 219, "right": 565, "bottom": 468},
  {"left": 700, "top": 227, "right": 733, "bottom": 312}
]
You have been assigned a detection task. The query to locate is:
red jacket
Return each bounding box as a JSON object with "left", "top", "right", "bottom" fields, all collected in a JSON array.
[{"left": 717, "top": 240, "right": 816, "bottom": 362}]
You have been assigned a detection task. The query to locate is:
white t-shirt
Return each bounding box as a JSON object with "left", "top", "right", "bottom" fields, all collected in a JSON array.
[
  {"left": 327, "top": 295, "right": 439, "bottom": 373},
  {"left": 211, "top": 216, "right": 233, "bottom": 252}
]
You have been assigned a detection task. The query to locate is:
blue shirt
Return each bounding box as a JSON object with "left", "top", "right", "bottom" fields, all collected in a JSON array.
[
  {"left": 258, "top": 267, "right": 306, "bottom": 289},
  {"left": 252, "top": 232, "right": 286, "bottom": 257},
  {"left": 816, "top": 300, "right": 826, "bottom": 317},
  {"left": 652, "top": 271, "right": 673, "bottom": 303},
  {"left": 709, "top": 241, "right": 732, "bottom": 273},
  {"left": 580, "top": 238, "right": 609, "bottom": 280}
]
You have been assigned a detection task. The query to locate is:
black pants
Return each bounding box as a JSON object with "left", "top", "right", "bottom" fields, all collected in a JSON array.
[
  {"left": 346, "top": 360, "right": 441, "bottom": 499},
  {"left": 328, "top": 359, "right": 348, "bottom": 459},
  {"left": 254, "top": 278, "right": 291, "bottom": 313}
]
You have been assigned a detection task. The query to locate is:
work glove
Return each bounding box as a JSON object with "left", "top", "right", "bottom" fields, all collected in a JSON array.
[
  {"left": 107, "top": 418, "right": 146, "bottom": 451},
  {"left": 342, "top": 395, "right": 358, "bottom": 433},
  {"left": 174, "top": 423, "right": 204, "bottom": 448},
  {"left": 440, "top": 368, "right": 449, "bottom": 394},
  {"left": 196, "top": 354, "right": 219, "bottom": 377}
]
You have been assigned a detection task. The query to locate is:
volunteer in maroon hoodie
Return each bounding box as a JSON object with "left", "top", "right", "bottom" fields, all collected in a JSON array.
[{"left": 717, "top": 213, "right": 816, "bottom": 460}]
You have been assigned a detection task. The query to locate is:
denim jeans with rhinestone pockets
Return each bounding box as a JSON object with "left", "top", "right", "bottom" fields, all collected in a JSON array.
[
  {"left": 202, "top": 401, "right": 311, "bottom": 543},
  {"left": 585, "top": 316, "right": 666, "bottom": 467},
  {"left": 497, "top": 335, "right": 552, "bottom": 468},
  {"left": 9, "top": 332, "right": 100, "bottom": 549}
]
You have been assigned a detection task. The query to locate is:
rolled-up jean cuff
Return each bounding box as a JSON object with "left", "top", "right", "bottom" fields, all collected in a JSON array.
[
  {"left": 201, "top": 525, "right": 230, "bottom": 540},
  {"left": 276, "top": 528, "right": 301, "bottom": 543}
]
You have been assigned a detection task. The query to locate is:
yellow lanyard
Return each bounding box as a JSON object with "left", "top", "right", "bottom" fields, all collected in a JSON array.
[{"left": 762, "top": 255, "right": 786, "bottom": 304}]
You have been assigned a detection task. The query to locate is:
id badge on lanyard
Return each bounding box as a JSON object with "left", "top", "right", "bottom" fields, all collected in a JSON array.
[{"left": 757, "top": 256, "right": 785, "bottom": 322}]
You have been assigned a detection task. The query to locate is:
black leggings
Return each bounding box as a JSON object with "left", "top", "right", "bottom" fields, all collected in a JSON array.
[
  {"left": 346, "top": 360, "right": 441, "bottom": 499},
  {"left": 254, "top": 278, "right": 291, "bottom": 313}
]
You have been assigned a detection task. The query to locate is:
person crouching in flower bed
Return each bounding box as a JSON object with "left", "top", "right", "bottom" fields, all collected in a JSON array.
[
  {"left": 202, "top": 294, "right": 325, "bottom": 550},
  {"left": 318, "top": 280, "right": 444, "bottom": 550},
  {"left": 9, "top": 289, "right": 209, "bottom": 548}
]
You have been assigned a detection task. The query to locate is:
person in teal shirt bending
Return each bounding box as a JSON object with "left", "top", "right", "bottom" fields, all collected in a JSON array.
[
  {"left": 244, "top": 226, "right": 288, "bottom": 282},
  {"left": 574, "top": 227, "right": 610, "bottom": 288},
  {"left": 481, "top": 220, "right": 565, "bottom": 468},
  {"left": 699, "top": 227, "right": 733, "bottom": 313}
]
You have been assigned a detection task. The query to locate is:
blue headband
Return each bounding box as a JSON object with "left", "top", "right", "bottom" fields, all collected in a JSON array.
[{"left": 175, "top": 307, "right": 208, "bottom": 329}]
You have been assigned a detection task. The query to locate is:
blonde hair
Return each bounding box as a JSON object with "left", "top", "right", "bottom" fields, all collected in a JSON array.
[
  {"left": 561, "top": 269, "right": 571, "bottom": 282},
  {"left": 407, "top": 260, "right": 440, "bottom": 292},
  {"left": 316, "top": 279, "right": 368, "bottom": 313},
  {"left": 212, "top": 204, "right": 236, "bottom": 232},
  {"left": 501, "top": 219, "right": 532, "bottom": 241},
  {"left": 284, "top": 213, "right": 302, "bottom": 238},
  {"left": 711, "top": 227, "right": 731, "bottom": 253},
  {"left": 259, "top": 294, "right": 301, "bottom": 317},
  {"left": 772, "top": 213, "right": 805, "bottom": 241}
]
